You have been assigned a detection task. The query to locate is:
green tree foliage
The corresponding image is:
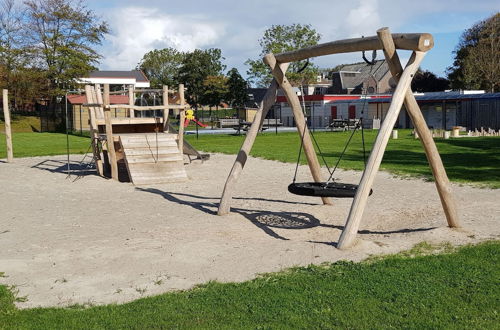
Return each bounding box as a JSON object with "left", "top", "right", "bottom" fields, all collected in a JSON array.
[
  {"left": 245, "top": 23, "right": 321, "bottom": 87},
  {"left": 447, "top": 13, "right": 500, "bottom": 92},
  {"left": 176, "top": 48, "right": 226, "bottom": 108},
  {"left": 136, "top": 48, "right": 185, "bottom": 88},
  {"left": 0, "top": 0, "right": 26, "bottom": 94},
  {"left": 24, "top": 0, "right": 109, "bottom": 97},
  {"left": 411, "top": 69, "right": 449, "bottom": 92},
  {"left": 200, "top": 75, "right": 228, "bottom": 109},
  {"left": 226, "top": 68, "right": 248, "bottom": 108}
]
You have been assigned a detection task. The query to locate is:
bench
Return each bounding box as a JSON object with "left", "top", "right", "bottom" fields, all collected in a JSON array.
[{"left": 217, "top": 118, "right": 240, "bottom": 128}]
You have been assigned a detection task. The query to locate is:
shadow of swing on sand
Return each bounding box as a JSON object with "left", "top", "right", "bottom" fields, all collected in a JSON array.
[
  {"left": 31, "top": 158, "right": 96, "bottom": 180},
  {"left": 136, "top": 188, "right": 436, "bottom": 242}
]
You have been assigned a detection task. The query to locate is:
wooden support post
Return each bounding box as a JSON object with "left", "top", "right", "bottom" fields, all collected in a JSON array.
[
  {"left": 218, "top": 77, "right": 284, "bottom": 215},
  {"left": 2, "top": 89, "right": 13, "bottom": 162},
  {"left": 128, "top": 85, "right": 135, "bottom": 118},
  {"left": 177, "top": 84, "right": 185, "bottom": 153},
  {"left": 264, "top": 54, "right": 332, "bottom": 206},
  {"left": 163, "top": 85, "right": 169, "bottom": 132},
  {"left": 103, "top": 84, "right": 118, "bottom": 180},
  {"left": 84, "top": 85, "right": 104, "bottom": 176},
  {"left": 377, "top": 27, "right": 459, "bottom": 229},
  {"left": 337, "top": 51, "right": 426, "bottom": 249}
]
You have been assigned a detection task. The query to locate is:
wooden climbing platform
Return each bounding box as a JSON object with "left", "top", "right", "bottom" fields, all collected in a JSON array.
[{"left": 119, "top": 133, "right": 187, "bottom": 185}]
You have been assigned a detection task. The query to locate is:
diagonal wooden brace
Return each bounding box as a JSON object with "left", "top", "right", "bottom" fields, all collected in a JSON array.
[
  {"left": 377, "top": 27, "right": 460, "bottom": 229},
  {"left": 337, "top": 51, "right": 426, "bottom": 249},
  {"left": 264, "top": 54, "right": 333, "bottom": 206}
]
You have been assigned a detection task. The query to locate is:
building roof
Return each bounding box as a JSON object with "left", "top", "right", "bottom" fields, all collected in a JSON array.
[
  {"left": 245, "top": 88, "right": 268, "bottom": 108},
  {"left": 67, "top": 94, "right": 129, "bottom": 105},
  {"left": 85, "top": 70, "right": 149, "bottom": 82},
  {"left": 329, "top": 92, "right": 500, "bottom": 104},
  {"left": 337, "top": 60, "right": 390, "bottom": 90}
]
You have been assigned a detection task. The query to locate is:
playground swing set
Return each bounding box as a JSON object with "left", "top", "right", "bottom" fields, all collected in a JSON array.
[{"left": 218, "top": 27, "right": 461, "bottom": 249}]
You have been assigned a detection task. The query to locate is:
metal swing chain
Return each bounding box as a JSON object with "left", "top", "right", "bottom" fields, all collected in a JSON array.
[{"left": 324, "top": 48, "right": 376, "bottom": 184}]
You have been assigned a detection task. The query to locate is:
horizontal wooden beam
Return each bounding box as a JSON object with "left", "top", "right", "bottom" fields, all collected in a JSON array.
[
  {"left": 273, "top": 30, "right": 433, "bottom": 63},
  {"left": 105, "top": 104, "right": 186, "bottom": 111}
]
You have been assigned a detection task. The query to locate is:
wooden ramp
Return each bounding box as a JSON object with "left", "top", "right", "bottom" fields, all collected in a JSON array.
[{"left": 119, "top": 133, "right": 188, "bottom": 185}]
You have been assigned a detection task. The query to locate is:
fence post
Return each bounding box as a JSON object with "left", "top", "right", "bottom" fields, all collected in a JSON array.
[{"left": 2, "top": 89, "right": 13, "bottom": 162}]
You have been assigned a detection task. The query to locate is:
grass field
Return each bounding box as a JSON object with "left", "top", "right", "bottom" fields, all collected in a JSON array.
[
  {"left": 186, "top": 129, "right": 500, "bottom": 188},
  {"left": 1, "top": 129, "right": 499, "bottom": 187},
  {"left": 0, "top": 132, "right": 91, "bottom": 158},
  {"left": 0, "top": 241, "right": 498, "bottom": 329}
]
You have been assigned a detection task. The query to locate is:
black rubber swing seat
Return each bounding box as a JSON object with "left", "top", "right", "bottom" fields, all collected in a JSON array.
[{"left": 288, "top": 182, "right": 373, "bottom": 198}]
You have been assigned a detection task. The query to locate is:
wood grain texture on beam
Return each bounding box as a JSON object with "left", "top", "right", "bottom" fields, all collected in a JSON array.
[
  {"left": 2, "top": 89, "right": 13, "bottom": 162},
  {"left": 128, "top": 85, "right": 135, "bottom": 118},
  {"left": 177, "top": 84, "right": 185, "bottom": 154},
  {"left": 103, "top": 84, "right": 119, "bottom": 181},
  {"left": 163, "top": 85, "right": 169, "bottom": 132},
  {"left": 337, "top": 51, "right": 426, "bottom": 249},
  {"left": 84, "top": 85, "right": 104, "bottom": 176},
  {"left": 106, "top": 104, "right": 185, "bottom": 110},
  {"left": 274, "top": 31, "right": 433, "bottom": 63},
  {"left": 377, "top": 27, "right": 460, "bottom": 229},
  {"left": 264, "top": 54, "right": 332, "bottom": 206}
]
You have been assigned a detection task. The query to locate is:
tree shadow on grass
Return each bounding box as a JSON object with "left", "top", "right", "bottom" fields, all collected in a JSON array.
[{"left": 136, "top": 188, "right": 436, "bottom": 243}]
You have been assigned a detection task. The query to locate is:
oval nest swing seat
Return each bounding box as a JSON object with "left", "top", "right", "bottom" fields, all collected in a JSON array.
[{"left": 288, "top": 182, "right": 373, "bottom": 198}]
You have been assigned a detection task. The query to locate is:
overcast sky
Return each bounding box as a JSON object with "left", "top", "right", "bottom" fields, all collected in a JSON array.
[{"left": 88, "top": 0, "right": 499, "bottom": 80}]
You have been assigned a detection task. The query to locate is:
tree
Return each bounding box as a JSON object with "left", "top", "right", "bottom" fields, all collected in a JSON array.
[
  {"left": 176, "top": 48, "right": 226, "bottom": 108},
  {"left": 447, "top": 13, "right": 500, "bottom": 92},
  {"left": 24, "top": 0, "right": 109, "bottom": 98},
  {"left": 0, "top": 0, "right": 28, "bottom": 108},
  {"left": 411, "top": 69, "right": 449, "bottom": 92},
  {"left": 200, "top": 75, "right": 228, "bottom": 115},
  {"left": 245, "top": 23, "right": 321, "bottom": 87},
  {"left": 226, "top": 68, "right": 248, "bottom": 108},
  {"left": 136, "top": 48, "right": 185, "bottom": 88}
]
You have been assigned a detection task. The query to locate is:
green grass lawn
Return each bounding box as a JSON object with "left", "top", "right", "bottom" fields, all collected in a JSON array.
[
  {"left": 1, "top": 241, "right": 498, "bottom": 329},
  {"left": 186, "top": 129, "right": 500, "bottom": 188},
  {"left": 0, "top": 132, "right": 91, "bottom": 158},
  {"left": 1, "top": 129, "right": 499, "bottom": 188}
]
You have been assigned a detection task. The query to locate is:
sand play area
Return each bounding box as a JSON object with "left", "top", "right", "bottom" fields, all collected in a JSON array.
[{"left": 1, "top": 153, "right": 499, "bottom": 308}]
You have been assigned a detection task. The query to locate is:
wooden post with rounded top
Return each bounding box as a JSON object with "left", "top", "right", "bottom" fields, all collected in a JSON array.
[
  {"left": 163, "top": 85, "right": 169, "bottom": 132},
  {"left": 2, "top": 89, "right": 13, "bottom": 162},
  {"left": 337, "top": 51, "right": 426, "bottom": 249},
  {"left": 177, "top": 84, "right": 185, "bottom": 153},
  {"left": 264, "top": 53, "right": 332, "bottom": 206},
  {"left": 128, "top": 84, "right": 135, "bottom": 118},
  {"left": 103, "top": 84, "right": 118, "bottom": 180},
  {"left": 377, "top": 27, "right": 460, "bottom": 228}
]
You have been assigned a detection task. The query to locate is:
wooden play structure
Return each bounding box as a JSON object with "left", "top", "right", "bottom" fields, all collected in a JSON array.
[
  {"left": 218, "top": 27, "right": 461, "bottom": 249},
  {"left": 85, "top": 84, "right": 190, "bottom": 185},
  {"left": 2, "top": 89, "right": 13, "bottom": 163}
]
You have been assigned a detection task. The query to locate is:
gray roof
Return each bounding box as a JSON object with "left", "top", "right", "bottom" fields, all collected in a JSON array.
[
  {"left": 338, "top": 60, "right": 389, "bottom": 89},
  {"left": 329, "top": 92, "right": 500, "bottom": 104},
  {"left": 246, "top": 88, "right": 268, "bottom": 108},
  {"left": 86, "top": 70, "right": 149, "bottom": 82}
]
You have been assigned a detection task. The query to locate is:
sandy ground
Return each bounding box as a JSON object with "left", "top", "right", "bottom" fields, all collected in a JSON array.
[{"left": 0, "top": 153, "right": 499, "bottom": 308}]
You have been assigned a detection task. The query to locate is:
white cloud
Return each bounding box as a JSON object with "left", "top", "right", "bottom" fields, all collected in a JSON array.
[
  {"left": 345, "top": 0, "right": 381, "bottom": 37},
  {"left": 100, "top": 7, "right": 224, "bottom": 70}
]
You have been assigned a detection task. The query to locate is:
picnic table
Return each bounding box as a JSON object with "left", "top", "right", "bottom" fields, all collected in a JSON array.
[{"left": 326, "top": 119, "right": 361, "bottom": 131}]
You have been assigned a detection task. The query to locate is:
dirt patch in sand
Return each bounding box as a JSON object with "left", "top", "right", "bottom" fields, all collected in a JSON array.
[{"left": 0, "top": 154, "right": 498, "bottom": 308}]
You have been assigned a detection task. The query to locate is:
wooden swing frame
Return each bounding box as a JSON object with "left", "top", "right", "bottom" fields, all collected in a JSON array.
[{"left": 217, "top": 27, "right": 460, "bottom": 249}]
